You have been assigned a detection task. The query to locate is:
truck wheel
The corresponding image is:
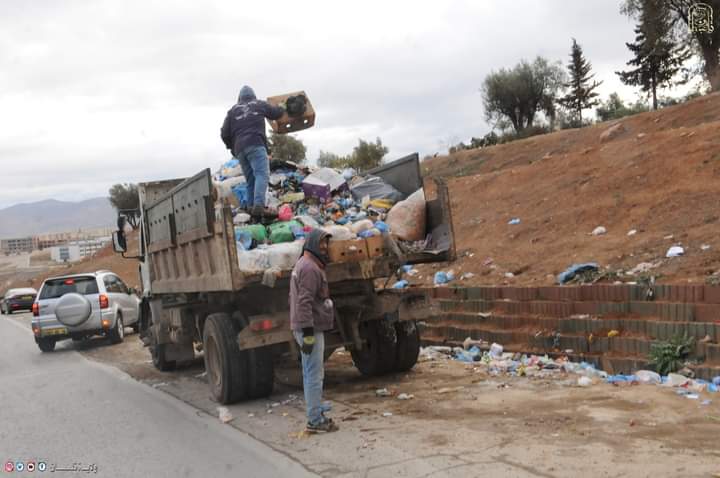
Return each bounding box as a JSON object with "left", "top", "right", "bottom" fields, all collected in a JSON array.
[
  {"left": 394, "top": 320, "right": 420, "bottom": 372},
  {"left": 37, "top": 337, "right": 56, "bottom": 352},
  {"left": 351, "top": 320, "right": 397, "bottom": 376},
  {"left": 151, "top": 344, "right": 177, "bottom": 372},
  {"left": 246, "top": 346, "right": 274, "bottom": 399},
  {"left": 203, "top": 313, "right": 248, "bottom": 404}
]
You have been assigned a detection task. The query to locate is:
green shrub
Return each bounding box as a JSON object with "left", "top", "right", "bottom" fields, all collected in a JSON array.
[{"left": 648, "top": 334, "right": 695, "bottom": 376}]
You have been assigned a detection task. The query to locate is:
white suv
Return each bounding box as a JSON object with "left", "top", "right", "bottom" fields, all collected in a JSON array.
[{"left": 32, "top": 271, "right": 140, "bottom": 352}]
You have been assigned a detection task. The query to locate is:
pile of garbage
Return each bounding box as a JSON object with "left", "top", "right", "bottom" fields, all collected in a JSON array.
[
  {"left": 212, "top": 158, "right": 428, "bottom": 273},
  {"left": 421, "top": 340, "right": 720, "bottom": 394}
]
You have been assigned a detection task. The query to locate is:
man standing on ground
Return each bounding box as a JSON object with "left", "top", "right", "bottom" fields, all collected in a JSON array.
[
  {"left": 221, "top": 85, "right": 284, "bottom": 218},
  {"left": 289, "top": 229, "right": 338, "bottom": 433}
]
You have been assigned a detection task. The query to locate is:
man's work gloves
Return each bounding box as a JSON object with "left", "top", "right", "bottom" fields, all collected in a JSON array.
[{"left": 301, "top": 327, "right": 315, "bottom": 355}]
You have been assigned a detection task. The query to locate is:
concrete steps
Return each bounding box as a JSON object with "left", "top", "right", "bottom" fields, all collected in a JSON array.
[{"left": 415, "top": 284, "right": 720, "bottom": 380}]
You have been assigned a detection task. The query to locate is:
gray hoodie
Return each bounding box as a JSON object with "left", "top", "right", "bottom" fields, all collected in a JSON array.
[{"left": 289, "top": 230, "right": 334, "bottom": 332}]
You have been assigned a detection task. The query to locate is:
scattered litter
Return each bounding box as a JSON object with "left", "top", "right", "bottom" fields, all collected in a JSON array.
[
  {"left": 248, "top": 413, "right": 255, "bottom": 418},
  {"left": 628, "top": 262, "right": 658, "bottom": 275},
  {"left": 666, "top": 373, "right": 690, "bottom": 387},
  {"left": 591, "top": 226, "right": 607, "bottom": 236},
  {"left": 577, "top": 376, "right": 593, "bottom": 387},
  {"left": 702, "top": 399, "right": 712, "bottom": 406},
  {"left": 437, "top": 386, "right": 464, "bottom": 394},
  {"left": 666, "top": 246, "right": 685, "bottom": 258},
  {"left": 195, "top": 372, "right": 208, "bottom": 379},
  {"left": 635, "top": 370, "right": 661, "bottom": 385},
  {"left": 217, "top": 407, "right": 233, "bottom": 423},
  {"left": 607, "top": 330, "right": 620, "bottom": 338},
  {"left": 557, "top": 263, "right": 599, "bottom": 284},
  {"left": 483, "top": 258, "right": 494, "bottom": 266},
  {"left": 504, "top": 272, "right": 515, "bottom": 279},
  {"left": 460, "top": 272, "right": 475, "bottom": 280},
  {"left": 508, "top": 218, "right": 521, "bottom": 225},
  {"left": 455, "top": 346, "right": 482, "bottom": 363},
  {"left": 463, "top": 337, "right": 485, "bottom": 350},
  {"left": 686, "top": 393, "right": 700, "bottom": 400},
  {"left": 375, "top": 388, "right": 392, "bottom": 397},
  {"left": 489, "top": 343, "right": 504, "bottom": 359},
  {"left": 434, "top": 270, "right": 455, "bottom": 285},
  {"left": 664, "top": 234, "right": 674, "bottom": 240},
  {"left": 627, "top": 229, "right": 637, "bottom": 236},
  {"left": 701, "top": 244, "right": 711, "bottom": 251},
  {"left": 382, "top": 412, "right": 393, "bottom": 417},
  {"left": 392, "top": 280, "right": 409, "bottom": 289},
  {"left": 397, "top": 393, "right": 414, "bottom": 400}
]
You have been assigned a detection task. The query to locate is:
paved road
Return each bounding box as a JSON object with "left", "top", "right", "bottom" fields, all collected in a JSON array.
[{"left": 0, "top": 312, "right": 315, "bottom": 478}]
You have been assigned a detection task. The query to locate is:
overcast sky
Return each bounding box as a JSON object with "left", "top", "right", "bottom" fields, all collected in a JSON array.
[{"left": 0, "top": 0, "right": 692, "bottom": 209}]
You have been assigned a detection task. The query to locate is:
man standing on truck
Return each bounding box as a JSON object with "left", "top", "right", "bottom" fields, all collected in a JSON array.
[
  {"left": 289, "top": 229, "right": 338, "bottom": 433},
  {"left": 220, "top": 85, "right": 284, "bottom": 219}
]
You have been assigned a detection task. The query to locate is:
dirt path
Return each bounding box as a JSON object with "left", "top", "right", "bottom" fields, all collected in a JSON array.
[{"left": 74, "top": 331, "right": 720, "bottom": 478}]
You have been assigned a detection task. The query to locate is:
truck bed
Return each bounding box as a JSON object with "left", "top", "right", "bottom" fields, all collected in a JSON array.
[{"left": 141, "top": 154, "right": 454, "bottom": 294}]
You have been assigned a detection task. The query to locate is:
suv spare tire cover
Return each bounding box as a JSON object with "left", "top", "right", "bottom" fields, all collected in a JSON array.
[{"left": 55, "top": 293, "right": 93, "bottom": 326}]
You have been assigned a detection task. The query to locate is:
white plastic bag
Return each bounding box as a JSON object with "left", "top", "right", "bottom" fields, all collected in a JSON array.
[
  {"left": 237, "top": 247, "right": 270, "bottom": 272},
  {"left": 214, "top": 176, "right": 246, "bottom": 198},
  {"left": 323, "top": 225, "right": 355, "bottom": 241},
  {"left": 267, "top": 241, "right": 304, "bottom": 270},
  {"left": 386, "top": 188, "right": 426, "bottom": 241},
  {"left": 635, "top": 370, "right": 661, "bottom": 385},
  {"left": 350, "top": 219, "right": 374, "bottom": 235}
]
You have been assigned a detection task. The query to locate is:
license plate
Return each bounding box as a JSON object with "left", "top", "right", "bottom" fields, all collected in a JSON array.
[
  {"left": 43, "top": 327, "right": 68, "bottom": 336},
  {"left": 21, "top": 296, "right": 33, "bottom": 300}
]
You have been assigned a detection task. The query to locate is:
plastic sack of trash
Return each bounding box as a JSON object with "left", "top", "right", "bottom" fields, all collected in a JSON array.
[
  {"left": 385, "top": 188, "right": 426, "bottom": 241},
  {"left": 221, "top": 159, "right": 243, "bottom": 178},
  {"left": 635, "top": 370, "right": 662, "bottom": 385},
  {"left": 214, "top": 176, "right": 246, "bottom": 198},
  {"left": 323, "top": 225, "right": 354, "bottom": 241},
  {"left": 237, "top": 247, "right": 270, "bottom": 272},
  {"left": 236, "top": 224, "right": 267, "bottom": 243},
  {"left": 350, "top": 175, "right": 405, "bottom": 204},
  {"left": 267, "top": 241, "right": 304, "bottom": 270},
  {"left": 268, "top": 221, "right": 303, "bottom": 244},
  {"left": 350, "top": 219, "right": 374, "bottom": 235}
]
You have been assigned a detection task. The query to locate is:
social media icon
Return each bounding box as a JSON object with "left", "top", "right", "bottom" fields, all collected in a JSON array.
[
  {"left": 4, "top": 461, "right": 14, "bottom": 472},
  {"left": 15, "top": 461, "right": 24, "bottom": 471},
  {"left": 38, "top": 462, "right": 47, "bottom": 471},
  {"left": 27, "top": 461, "right": 35, "bottom": 472}
]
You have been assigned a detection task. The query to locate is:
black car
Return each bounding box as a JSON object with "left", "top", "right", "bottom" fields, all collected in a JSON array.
[{"left": 1, "top": 288, "right": 38, "bottom": 315}]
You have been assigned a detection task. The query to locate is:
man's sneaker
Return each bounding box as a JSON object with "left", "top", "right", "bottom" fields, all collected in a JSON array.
[{"left": 306, "top": 419, "right": 338, "bottom": 433}]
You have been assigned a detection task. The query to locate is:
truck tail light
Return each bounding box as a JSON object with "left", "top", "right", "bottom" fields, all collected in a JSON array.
[
  {"left": 31, "top": 323, "right": 40, "bottom": 336},
  {"left": 32, "top": 303, "right": 39, "bottom": 316},
  {"left": 250, "top": 319, "right": 278, "bottom": 332},
  {"left": 99, "top": 294, "right": 109, "bottom": 309}
]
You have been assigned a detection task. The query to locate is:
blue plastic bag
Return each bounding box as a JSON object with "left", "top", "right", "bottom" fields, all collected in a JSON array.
[
  {"left": 374, "top": 221, "right": 389, "bottom": 233},
  {"left": 392, "top": 280, "right": 409, "bottom": 289},
  {"left": 224, "top": 158, "right": 240, "bottom": 168},
  {"left": 231, "top": 183, "right": 249, "bottom": 209},
  {"left": 557, "top": 263, "right": 599, "bottom": 284},
  {"left": 508, "top": 218, "right": 521, "bottom": 225}
]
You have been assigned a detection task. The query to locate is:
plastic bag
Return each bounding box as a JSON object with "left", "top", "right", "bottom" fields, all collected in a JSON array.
[
  {"left": 268, "top": 221, "right": 302, "bottom": 244},
  {"left": 278, "top": 204, "right": 293, "bottom": 222},
  {"left": 350, "top": 176, "right": 404, "bottom": 203},
  {"left": 323, "top": 225, "right": 354, "bottom": 241},
  {"left": 236, "top": 224, "right": 267, "bottom": 243},
  {"left": 635, "top": 370, "right": 662, "bottom": 385},
  {"left": 350, "top": 219, "right": 374, "bottom": 235},
  {"left": 267, "top": 241, "right": 304, "bottom": 270},
  {"left": 385, "top": 188, "right": 426, "bottom": 241},
  {"left": 237, "top": 247, "right": 270, "bottom": 272},
  {"left": 215, "top": 176, "right": 246, "bottom": 198}
]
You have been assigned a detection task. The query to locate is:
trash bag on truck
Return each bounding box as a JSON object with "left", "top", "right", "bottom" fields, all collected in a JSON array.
[
  {"left": 385, "top": 188, "right": 426, "bottom": 241},
  {"left": 350, "top": 175, "right": 404, "bottom": 204}
]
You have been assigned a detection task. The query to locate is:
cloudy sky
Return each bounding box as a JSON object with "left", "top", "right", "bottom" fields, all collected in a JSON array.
[{"left": 0, "top": 0, "right": 691, "bottom": 209}]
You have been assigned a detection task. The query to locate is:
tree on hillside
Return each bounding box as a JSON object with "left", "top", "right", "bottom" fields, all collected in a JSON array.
[
  {"left": 481, "top": 57, "right": 566, "bottom": 134},
  {"left": 317, "top": 150, "right": 352, "bottom": 169},
  {"left": 351, "top": 137, "right": 388, "bottom": 172},
  {"left": 108, "top": 183, "right": 139, "bottom": 229},
  {"left": 559, "top": 39, "right": 603, "bottom": 124},
  {"left": 595, "top": 92, "right": 650, "bottom": 121},
  {"left": 617, "top": 0, "right": 691, "bottom": 109},
  {"left": 269, "top": 131, "right": 306, "bottom": 164},
  {"left": 623, "top": 0, "right": 720, "bottom": 91}
]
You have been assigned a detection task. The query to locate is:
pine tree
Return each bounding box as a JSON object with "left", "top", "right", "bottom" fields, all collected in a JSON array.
[
  {"left": 617, "top": 0, "right": 691, "bottom": 110},
  {"left": 559, "top": 39, "right": 602, "bottom": 124}
]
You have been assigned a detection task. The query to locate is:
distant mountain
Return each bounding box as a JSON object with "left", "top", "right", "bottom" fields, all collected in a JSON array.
[{"left": 0, "top": 198, "right": 116, "bottom": 238}]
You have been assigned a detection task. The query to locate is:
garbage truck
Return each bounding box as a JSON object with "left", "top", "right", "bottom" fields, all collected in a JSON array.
[{"left": 111, "top": 153, "right": 455, "bottom": 404}]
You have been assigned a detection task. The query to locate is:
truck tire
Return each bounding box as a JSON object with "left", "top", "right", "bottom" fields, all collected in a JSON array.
[
  {"left": 351, "top": 319, "right": 397, "bottom": 376},
  {"left": 151, "top": 344, "right": 177, "bottom": 372},
  {"left": 203, "top": 313, "right": 248, "bottom": 404},
  {"left": 393, "top": 320, "right": 420, "bottom": 372},
  {"left": 229, "top": 312, "right": 274, "bottom": 399}
]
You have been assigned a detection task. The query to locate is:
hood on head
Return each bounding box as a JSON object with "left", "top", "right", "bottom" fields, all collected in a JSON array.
[
  {"left": 304, "top": 229, "right": 331, "bottom": 265},
  {"left": 238, "top": 85, "right": 256, "bottom": 102}
]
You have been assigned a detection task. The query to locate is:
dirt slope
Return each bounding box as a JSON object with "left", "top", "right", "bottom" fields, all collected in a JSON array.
[{"left": 419, "top": 92, "right": 720, "bottom": 286}]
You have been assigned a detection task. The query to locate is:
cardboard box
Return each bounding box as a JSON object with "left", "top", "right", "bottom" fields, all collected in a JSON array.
[
  {"left": 365, "top": 235, "right": 385, "bottom": 258},
  {"left": 267, "top": 91, "right": 316, "bottom": 134},
  {"left": 329, "top": 239, "right": 369, "bottom": 263}
]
